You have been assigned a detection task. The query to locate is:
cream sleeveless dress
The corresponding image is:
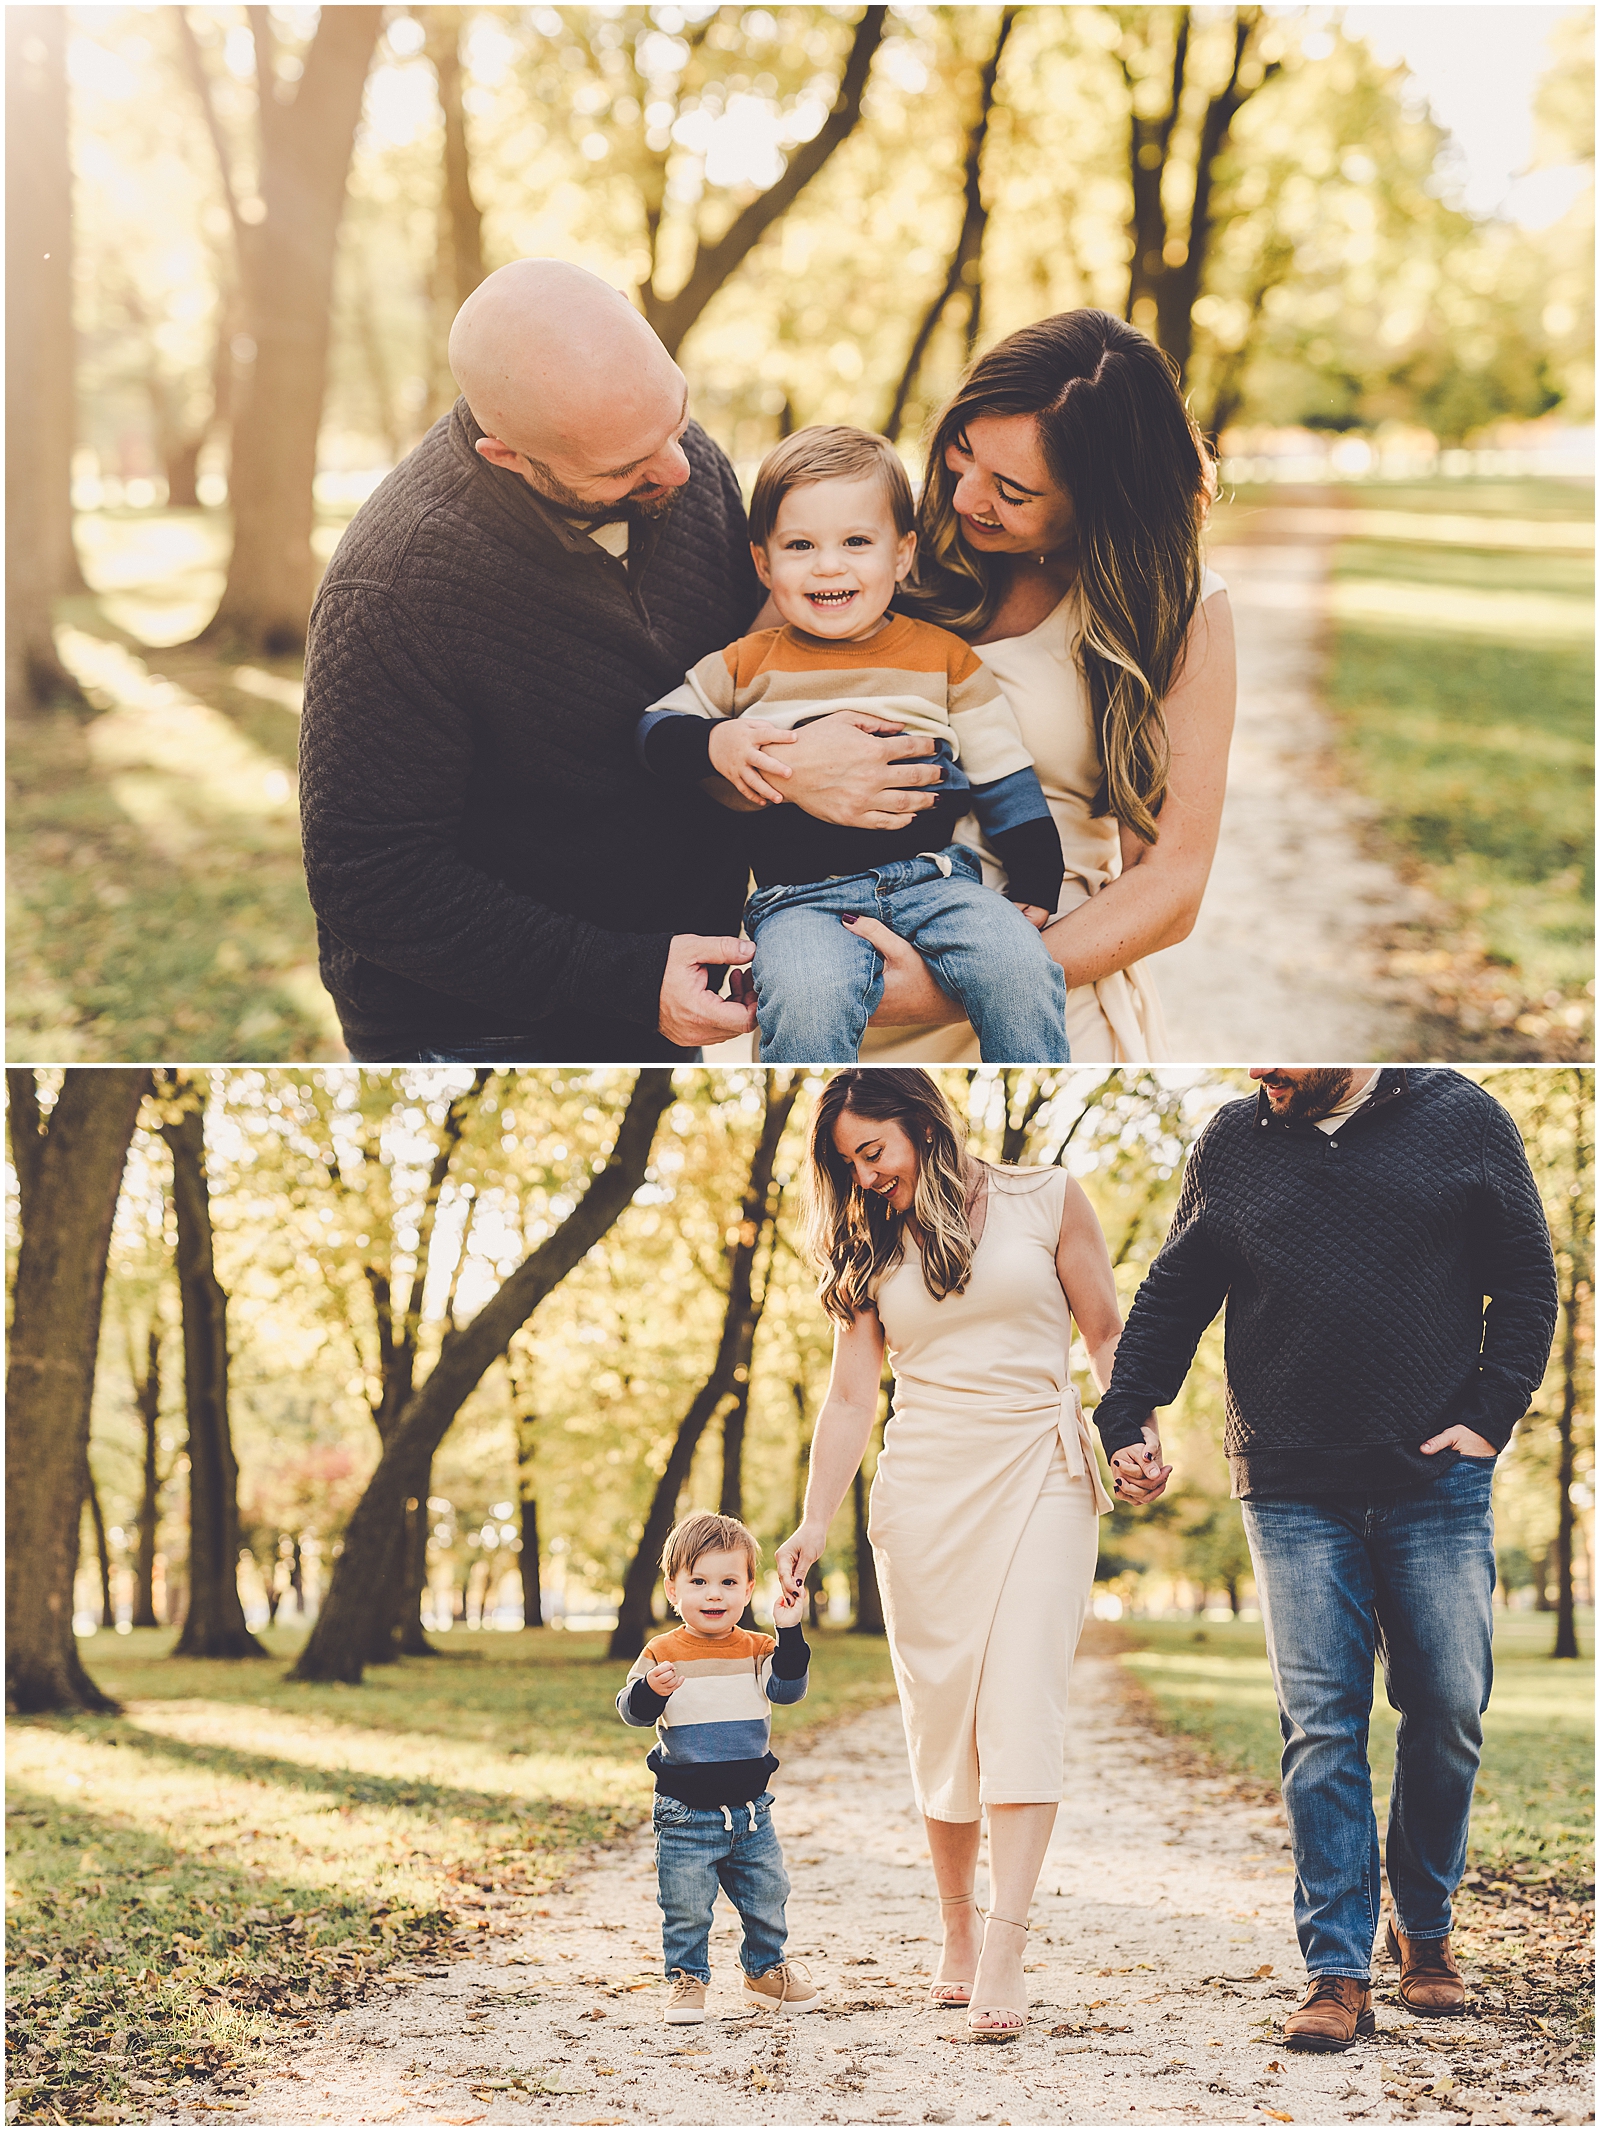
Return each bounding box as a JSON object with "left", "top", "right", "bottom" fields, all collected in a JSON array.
[
  {"left": 868, "top": 1166, "right": 1113, "bottom": 1823},
  {"left": 860, "top": 565, "right": 1228, "bottom": 1065}
]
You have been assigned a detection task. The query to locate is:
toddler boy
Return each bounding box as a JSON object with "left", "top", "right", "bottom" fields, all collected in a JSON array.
[
  {"left": 635, "top": 425, "right": 1070, "bottom": 1063},
  {"left": 617, "top": 1511, "right": 819, "bottom": 2023}
]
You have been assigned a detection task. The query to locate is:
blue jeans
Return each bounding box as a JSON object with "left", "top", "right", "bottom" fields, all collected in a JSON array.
[
  {"left": 653, "top": 1791, "right": 789, "bottom": 1982},
  {"left": 744, "top": 846, "right": 1069, "bottom": 1063},
  {"left": 1241, "top": 1456, "right": 1497, "bottom": 1980}
]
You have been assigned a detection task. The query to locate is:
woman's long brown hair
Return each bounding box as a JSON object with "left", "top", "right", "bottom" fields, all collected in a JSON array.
[
  {"left": 806, "top": 1070, "right": 978, "bottom": 1324},
  {"left": 902, "top": 309, "right": 1211, "bottom": 844}
]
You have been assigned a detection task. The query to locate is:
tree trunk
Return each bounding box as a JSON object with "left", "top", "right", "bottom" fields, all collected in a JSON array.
[
  {"left": 610, "top": 1078, "right": 800, "bottom": 1660},
  {"left": 883, "top": 9, "right": 1017, "bottom": 441},
  {"left": 5, "top": 1069, "right": 147, "bottom": 1712},
  {"left": 393, "top": 1457, "right": 436, "bottom": 1657},
  {"left": 187, "top": 6, "right": 382, "bottom": 653},
  {"left": 294, "top": 1069, "right": 675, "bottom": 1683},
  {"left": 84, "top": 1455, "right": 114, "bottom": 1626},
  {"left": 1551, "top": 1068, "right": 1590, "bottom": 1661},
  {"left": 161, "top": 1095, "right": 264, "bottom": 1658},
  {"left": 5, "top": 8, "right": 87, "bottom": 713},
  {"left": 132, "top": 1326, "right": 162, "bottom": 1628},
  {"left": 422, "top": 5, "right": 488, "bottom": 423},
  {"left": 1119, "top": 7, "right": 1278, "bottom": 380},
  {"left": 520, "top": 1495, "right": 543, "bottom": 1629},
  {"left": 639, "top": 8, "right": 887, "bottom": 357}
]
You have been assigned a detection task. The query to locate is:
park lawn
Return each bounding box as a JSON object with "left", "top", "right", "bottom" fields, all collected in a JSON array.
[
  {"left": 1318, "top": 478, "right": 1594, "bottom": 1056},
  {"left": 1119, "top": 1611, "right": 1595, "bottom": 1889},
  {"left": 6, "top": 508, "right": 345, "bottom": 1063},
  {"left": 5, "top": 1624, "right": 897, "bottom": 2125}
]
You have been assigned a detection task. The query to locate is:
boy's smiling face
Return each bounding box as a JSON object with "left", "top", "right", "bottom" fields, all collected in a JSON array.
[
  {"left": 665, "top": 1545, "right": 755, "bottom": 1637},
  {"left": 752, "top": 474, "right": 915, "bottom": 643}
]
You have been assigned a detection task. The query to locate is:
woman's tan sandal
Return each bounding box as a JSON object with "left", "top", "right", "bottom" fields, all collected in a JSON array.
[
  {"left": 966, "top": 1913, "right": 1030, "bottom": 2039},
  {"left": 929, "top": 1891, "right": 980, "bottom": 2007}
]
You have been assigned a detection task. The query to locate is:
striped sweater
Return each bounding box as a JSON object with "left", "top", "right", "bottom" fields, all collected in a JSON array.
[
  {"left": 617, "top": 1622, "right": 810, "bottom": 1805},
  {"left": 636, "top": 614, "right": 1064, "bottom": 909}
]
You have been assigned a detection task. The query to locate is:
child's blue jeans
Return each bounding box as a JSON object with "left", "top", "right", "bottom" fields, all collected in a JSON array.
[
  {"left": 653, "top": 1791, "right": 789, "bottom": 1982},
  {"left": 744, "top": 845, "right": 1069, "bottom": 1063}
]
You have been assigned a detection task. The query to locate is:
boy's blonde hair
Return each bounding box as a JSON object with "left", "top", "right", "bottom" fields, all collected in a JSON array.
[
  {"left": 661, "top": 1510, "right": 760, "bottom": 1585},
  {"left": 748, "top": 425, "right": 915, "bottom": 548}
]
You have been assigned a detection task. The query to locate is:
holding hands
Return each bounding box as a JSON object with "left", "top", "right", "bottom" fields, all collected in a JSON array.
[
  {"left": 1109, "top": 1422, "right": 1172, "bottom": 1505},
  {"left": 772, "top": 1581, "right": 807, "bottom": 1630}
]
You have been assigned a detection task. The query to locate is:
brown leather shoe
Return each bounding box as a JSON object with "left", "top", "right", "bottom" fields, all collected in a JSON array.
[
  {"left": 1385, "top": 1919, "right": 1466, "bottom": 2015},
  {"left": 1283, "top": 1975, "right": 1375, "bottom": 2052}
]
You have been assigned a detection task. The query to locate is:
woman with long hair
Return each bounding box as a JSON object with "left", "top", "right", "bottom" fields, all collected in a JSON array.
[
  {"left": 775, "top": 1070, "right": 1157, "bottom": 2036},
  {"left": 851, "top": 308, "right": 1235, "bottom": 1061}
]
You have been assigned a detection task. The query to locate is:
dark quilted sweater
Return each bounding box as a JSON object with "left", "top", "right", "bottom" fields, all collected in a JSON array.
[
  {"left": 299, "top": 401, "right": 761, "bottom": 1058},
  {"left": 1092, "top": 1069, "right": 1558, "bottom": 1498}
]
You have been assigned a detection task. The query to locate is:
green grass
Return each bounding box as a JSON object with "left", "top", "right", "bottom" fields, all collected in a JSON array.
[
  {"left": 6, "top": 510, "right": 344, "bottom": 1063},
  {"left": 1318, "top": 486, "right": 1593, "bottom": 1056},
  {"left": 5, "top": 1624, "right": 897, "bottom": 2123},
  {"left": 1120, "top": 1612, "right": 1595, "bottom": 1888}
]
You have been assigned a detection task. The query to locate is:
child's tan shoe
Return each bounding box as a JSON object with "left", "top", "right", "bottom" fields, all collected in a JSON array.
[
  {"left": 742, "top": 1959, "right": 821, "bottom": 2014},
  {"left": 664, "top": 1971, "right": 707, "bottom": 2024}
]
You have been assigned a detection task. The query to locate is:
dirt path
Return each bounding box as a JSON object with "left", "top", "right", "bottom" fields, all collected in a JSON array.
[
  {"left": 1148, "top": 537, "right": 1424, "bottom": 1063},
  {"left": 181, "top": 1657, "right": 1591, "bottom": 2129}
]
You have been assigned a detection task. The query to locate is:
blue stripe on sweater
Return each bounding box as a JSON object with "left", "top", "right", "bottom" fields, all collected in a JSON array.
[
  {"left": 653, "top": 1718, "right": 774, "bottom": 1764},
  {"left": 970, "top": 765, "right": 1052, "bottom": 833}
]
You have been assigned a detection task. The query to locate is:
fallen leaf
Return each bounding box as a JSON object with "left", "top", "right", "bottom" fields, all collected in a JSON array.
[
  {"left": 1261, "top": 2113, "right": 1294, "bottom": 2124},
  {"left": 1255, "top": 1963, "right": 1274, "bottom": 1978},
  {"left": 1431, "top": 2077, "right": 1456, "bottom": 2097},
  {"left": 433, "top": 2116, "right": 486, "bottom": 2126},
  {"left": 1264, "top": 2060, "right": 1284, "bottom": 2072}
]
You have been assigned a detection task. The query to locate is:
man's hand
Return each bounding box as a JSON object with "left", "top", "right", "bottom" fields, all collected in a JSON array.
[
  {"left": 659, "top": 935, "right": 758, "bottom": 1047},
  {"left": 778, "top": 712, "right": 944, "bottom": 830},
  {"left": 840, "top": 915, "right": 967, "bottom": 1030},
  {"left": 1109, "top": 1423, "right": 1172, "bottom": 1505},
  {"left": 707, "top": 718, "right": 798, "bottom": 807},
  {"left": 646, "top": 1661, "right": 683, "bottom": 1695},
  {"left": 1419, "top": 1426, "right": 1498, "bottom": 1457}
]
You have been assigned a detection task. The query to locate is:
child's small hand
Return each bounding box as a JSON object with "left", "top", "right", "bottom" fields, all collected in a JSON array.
[
  {"left": 707, "top": 718, "right": 797, "bottom": 806},
  {"left": 771, "top": 1586, "right": 805, "bottom": 1629},
  {"left": 1015, "top": 903, "right": 1051, "bottom": 930},
  {"left": 646, "top": 1662, "right": 682, "bottom": 1695}
]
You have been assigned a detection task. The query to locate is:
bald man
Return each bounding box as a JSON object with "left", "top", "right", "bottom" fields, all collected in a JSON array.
[{"left": 299, "top": 260, "right": 944, "bottom": 1062}]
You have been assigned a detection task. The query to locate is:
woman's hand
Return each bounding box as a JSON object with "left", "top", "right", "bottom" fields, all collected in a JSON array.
[
  {"left": 774, "top": 1521, "right": 828, "bottom": 1604},
  {"left": 771, "top": 1581, "right": 806, "bottom": 1629},
  {"left": 707, "top": 717, "right": 798, "bottom": 806},
  {"left": 1109, "top": 1424, "right": 1171, "bottom": 1504},
  {"left": 777, "top": 712, "right": 945, "bottom": 830},
  {"left": 844, "top": 916, "right": 968, "bottom": 1029}
]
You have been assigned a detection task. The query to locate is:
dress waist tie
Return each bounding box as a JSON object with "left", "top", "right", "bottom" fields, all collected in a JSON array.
[{"left": 1057, "top": 1384, "right": 1115, "bottom": 1516}]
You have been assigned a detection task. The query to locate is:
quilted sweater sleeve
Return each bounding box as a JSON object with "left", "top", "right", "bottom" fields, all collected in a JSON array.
[
  {"left": 300, "top": 585, "right": 672, "bottom": 1027},
  {"left": 1433, "top": 1100, "right": 1559, "bottom": 1449},
  {"left": 1091, "top": 1130, "right": 1231, "bottom": 1458}
]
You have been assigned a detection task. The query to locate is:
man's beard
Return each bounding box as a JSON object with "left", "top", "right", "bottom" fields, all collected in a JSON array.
[
  {"left": 1263, "top": 1068, "right": 1358, "bottom": 1120},
  {"left": 523, "top": 457, "right": 681, "bottom": 526}
]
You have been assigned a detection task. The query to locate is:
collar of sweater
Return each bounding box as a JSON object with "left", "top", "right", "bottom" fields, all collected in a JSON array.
[{"left": 1252, "top": 1065, "right": 1410, "bottom": 1136}]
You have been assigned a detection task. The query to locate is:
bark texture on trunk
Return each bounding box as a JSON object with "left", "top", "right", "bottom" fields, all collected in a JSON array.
[
  {"left": 609, "top": 1078, "right": 800, "bottom": 1660},
  {"left": 186, "top": 6, "right": 382, "bottom": 652},
  {"left": 638, "top": 8, "right": 886, "bottom": 357},
  {"left": 131, "top": 1326, "right": 163, "bottom": 1628},
  {"left": 294, "top": 1070, "right": 675, "bottom": 1684},
  {"left": 5, "top": 8, "right": 87, "bottom": 712},
  {"left": 6, "top": 1069, "right": 147, "bottom": 1712},
  {"left": 161, "top": 1097, "right": 264, "bottom": 1659}
]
